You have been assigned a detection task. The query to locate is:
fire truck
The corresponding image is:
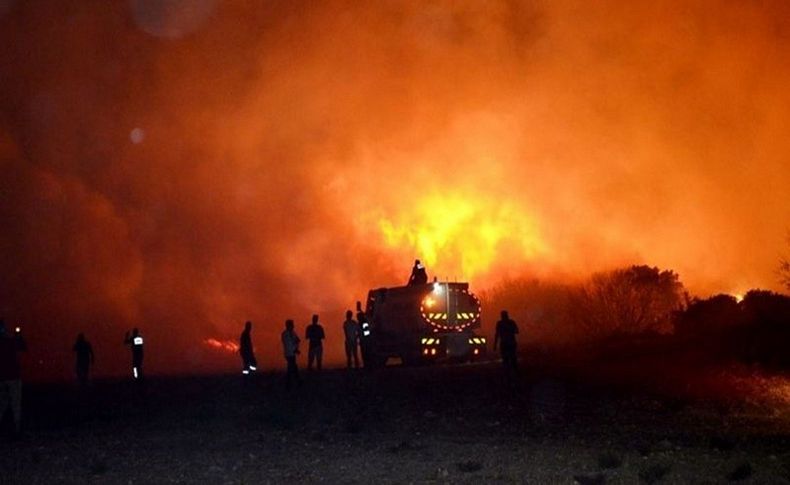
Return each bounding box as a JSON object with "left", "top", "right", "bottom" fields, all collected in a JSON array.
[{"left": 362, "top": 281, "right": 486, "bottom": 366}]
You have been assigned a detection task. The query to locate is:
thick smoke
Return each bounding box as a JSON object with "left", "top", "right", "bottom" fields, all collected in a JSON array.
[{"left": 1, "top": 1, "right": 788, "bottom": 379}]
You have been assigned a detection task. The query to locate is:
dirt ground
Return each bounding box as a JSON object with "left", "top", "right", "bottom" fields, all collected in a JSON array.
[{"left": 3, "top": 358, "right": 790, "bottom": 484}]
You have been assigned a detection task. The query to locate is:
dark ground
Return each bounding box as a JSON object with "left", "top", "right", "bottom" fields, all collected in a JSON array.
[{"left": 3, "top": 356, "right": 790, "bottom": 484}]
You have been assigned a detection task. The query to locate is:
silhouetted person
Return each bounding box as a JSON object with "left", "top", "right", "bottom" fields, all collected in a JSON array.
[
  {"left": 494, "top": 310, "right": 519, "bottom": 373},
  {"left": 0, "top": 320, "right": 26, "bottom": 437},
  {"left": 408, "top": 259, "right": 428, "bottom": 286},
  {"left": 73, "top": 333, "right": 94, "bottom": 387},
  {"left": 281, "top": 319, "right": 301, "bottom": 389},
  {"left": 343, "top": 310, "right": 360, "bottom": 369},
  {"left": 356, "top": 301, "right": 371, "bottom": 368},
  {"left": 239, "top": 321, "right": 257, "bottom": 379},
  {"left": 305, "top": 314, "right": 325, "bottom": 371},
  {"left": 123, "top": 328, "right": 144, "bottom": 380}
]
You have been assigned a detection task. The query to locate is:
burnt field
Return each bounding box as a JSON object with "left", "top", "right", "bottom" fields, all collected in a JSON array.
[{"left": 3, "top": 356, "right": 790, "bottom": 484}]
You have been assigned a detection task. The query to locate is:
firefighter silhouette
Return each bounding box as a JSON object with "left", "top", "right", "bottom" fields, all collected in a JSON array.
[
  {"left": 408, "top": 259, "right": 428, "bottom": 286},
  {"left": 281, "top": 319, "right": 301, "bottom": 389},
  {"left": 0, "top": 320, "right": 26, "bottom": 436},
  {"left": 239, "top": 321, "right": 257, "bottom": 378},
  {"left": 356, "top": 301, "right": 371, "bottom": 368},
  {"left": 73, "top": 333, "right": 94, "bottom": 387},
  {"left": 123, "top": 328, "right": 144, "bottom": 380},
  {"left": 494, "top": 310, "right": 519, "bottom": 373},
  {"left": 343, "top": 310, "right": 360, "bottom": 369},
  {"left": 305, "top": 314, "right": 325, "bottom": 371}
]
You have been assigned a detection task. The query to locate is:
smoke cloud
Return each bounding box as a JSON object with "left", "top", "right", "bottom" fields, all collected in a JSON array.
[{"left": 1, "top": 1, "right": 788, "bottom": 379}]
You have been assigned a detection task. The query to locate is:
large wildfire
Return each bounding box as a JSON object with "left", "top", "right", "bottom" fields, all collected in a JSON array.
[{"left": 1, "top": 1, "right": 789, "bottom": 379}]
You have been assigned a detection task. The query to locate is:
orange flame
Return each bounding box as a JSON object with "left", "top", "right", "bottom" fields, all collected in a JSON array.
[
  {"left": 367, "top": 191, "right": 546, "bottom": 282},
  {"left": 204, "top": 338, "right": 239, "bottom": 353}
]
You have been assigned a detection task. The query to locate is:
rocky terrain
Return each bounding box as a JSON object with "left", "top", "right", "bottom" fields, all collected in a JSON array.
[{"left": 3, "top": 357, "right": 790, "bottom": 484}]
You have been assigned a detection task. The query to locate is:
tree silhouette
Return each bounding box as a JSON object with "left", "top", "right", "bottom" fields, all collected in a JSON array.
[
  {"left": 572, "top": 265, "right": 685, "bottom": 337},
  {"left": 673, "top": 294, "right": 743, "bottom": 362},
  {"left": 740, "top": 290, "right": 790, "bottom": 366}
]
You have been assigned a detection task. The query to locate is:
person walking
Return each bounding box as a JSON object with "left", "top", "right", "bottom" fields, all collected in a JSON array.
[
  {"left": 343, "top": 310, "right": 360, "bottom": 369},
  {"left": 123, "top": 328, "right": 144, "bottom": 381},
  {"left": 493, "top": 310, "right": 519, "bottom": 373},
  {"left": 305, "top": 314, "right": 325, "bottom": 371},
  {"left": 239, "top": 321, "right": 257, "bottom": 379},
  {"left": 73, "top": 333, "right": 94, "bottom": 386},
  {"left": 281, "top": 319, "right": 301, "bottom": 389},
  {"left": 0, "top": 320, "right": 26, "bottom": 438}
]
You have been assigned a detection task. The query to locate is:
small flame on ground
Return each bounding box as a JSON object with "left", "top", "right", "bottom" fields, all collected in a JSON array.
[{"left": 204, "top": 338, "right": 239, "bottom": 353}]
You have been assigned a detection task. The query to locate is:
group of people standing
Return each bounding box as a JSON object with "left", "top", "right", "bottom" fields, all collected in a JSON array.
[
  {"left": 238, "top": 301, "right": 371, "bottom": 389},
  {"left": 67, "top": 329, "right": 137, "bottom": 386},
  {"left": 106, "top": 295, "right": 518, "bottom": 388},
  {"left": 0, "top": 258, "right": 521, "bottom": 438},
  {"left": 60, "top": 300, "right": 374, "bottom": 391}
]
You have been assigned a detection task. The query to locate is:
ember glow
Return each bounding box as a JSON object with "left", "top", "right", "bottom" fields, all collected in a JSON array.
[
  {"left": 204, "top": 338, "right": 240, "bottom": 354},
  {"left": 1, "top": 1, "right": 789, "bottom": 378}
]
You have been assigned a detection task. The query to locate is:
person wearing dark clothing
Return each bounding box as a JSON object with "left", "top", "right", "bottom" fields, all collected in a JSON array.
[
  {"left": 408, "top": 259, "right": 428, "bottom": 286},
  {"left": 356, "top": 301, "right": 371, "bottom": 368},
  {"left": 494, "top": 310, "right": 519, "bottom": 372},
  {"left": 305, "top": 314, "right": 325, "bottom": 371},
  {"left": 343, "top": 310, "right": 360, "bottom": 369},
  {"left": 123, "top": 328, "right": 144, "bottom": 380},
  {"left": 0, "top": 320, "right": 26, "bottom": 435},
  {"left": 239, "top": 321, "right": 257, "bottom": 378},
  {"left": 73, "top": 333, "right": 94, "bottom": 386},
  {"left": 281, "top": 319, "right": 301, "bottom": 389}
]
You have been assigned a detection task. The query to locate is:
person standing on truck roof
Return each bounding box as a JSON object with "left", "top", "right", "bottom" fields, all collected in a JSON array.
[
  {"left": 408, "top": 259, "right": 428, "bottom": 286},
  {"left": 356, "top": 301, "right": 371, "bottom": 368},
  {"left": 0, "top": 320, "right": 26, "bottom": 438},
  {"left": 239, "top": 321, "right": 257, "bottom": 380},
  {"left": 305, "top": 314, "right": 325, "bottom": 371},
  {"left": 494, "top": 311, "right": 519, "bottom": 373},
  {"left": 343, "top": 310, "right": 360, "bottom": 369},
  {"left": 281, "top": 319, "right": 301, "bottom": 389},
  {"left": 124, "top": 328, "right": 145, "bottom": 381}
]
